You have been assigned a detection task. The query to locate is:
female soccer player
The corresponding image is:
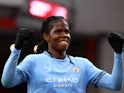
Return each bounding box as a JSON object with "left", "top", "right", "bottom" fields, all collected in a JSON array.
[{"left": 1, "top": 16, "right": 124, "bottom": 93}]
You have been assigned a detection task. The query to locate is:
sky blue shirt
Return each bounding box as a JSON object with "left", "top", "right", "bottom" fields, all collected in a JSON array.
[{"left": 1, "top": 48, "right": 123, "bottom": 93}]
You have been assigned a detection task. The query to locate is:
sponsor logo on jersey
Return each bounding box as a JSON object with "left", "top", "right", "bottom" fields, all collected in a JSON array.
[
  {"left": 45, "top": 77, "right": 78, "bottom": 83},
  {"left": 45, "top": 77, "right": 79, "bottom": 88}
]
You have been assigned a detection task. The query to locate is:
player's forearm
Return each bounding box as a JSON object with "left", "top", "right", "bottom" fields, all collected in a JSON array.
[
  {"left": 98, "top": 52, "right": 123, "bottom": 90},
  {"left": 111, "top": 52, "right": 123, "bottom": 89},
  {"left": 1, "top": 48, "right": 21, "bottom": 88}
]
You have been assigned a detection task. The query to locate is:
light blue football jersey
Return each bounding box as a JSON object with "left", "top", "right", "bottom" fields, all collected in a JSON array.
[
  {"left": 16, "top": 50, "right": 104, "bottom": 93},
  {"left": 1, "top": 48, "right": 123, "bottom": 93}
]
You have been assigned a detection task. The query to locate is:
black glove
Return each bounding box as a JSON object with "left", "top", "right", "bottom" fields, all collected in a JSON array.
[
  {"left": 15, "top": 28, "right": 34, "bottom": 50},
  {"left": 108, "top": 32, "right": 124, "bottom": 53}
]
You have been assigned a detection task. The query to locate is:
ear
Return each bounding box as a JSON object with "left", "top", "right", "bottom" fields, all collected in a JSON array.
[{"left": 43, "top": 33, "right": 50, "bottom": 42}]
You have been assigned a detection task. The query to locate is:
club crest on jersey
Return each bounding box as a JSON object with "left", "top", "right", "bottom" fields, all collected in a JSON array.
[{"left": 72, "top": 66, "right": 79, "bottom": 73}]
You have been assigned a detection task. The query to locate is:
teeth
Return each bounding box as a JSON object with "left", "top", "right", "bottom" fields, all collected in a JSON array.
[
  {"left": 61, "top": 41, "right": 67, "bottom": 43},
  {"left": 60, "top": 41, "right": 68, "bottom": 45}
]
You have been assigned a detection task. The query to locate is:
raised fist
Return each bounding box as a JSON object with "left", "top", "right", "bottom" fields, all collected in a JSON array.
[
  {"left": 15, "top": 28, "right": 34, "bottom": 50},
  {"left": 108, "top": 32, "right": 124, "bottom": 53}
]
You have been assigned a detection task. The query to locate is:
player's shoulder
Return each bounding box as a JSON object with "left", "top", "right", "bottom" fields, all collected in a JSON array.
[
  {"left": 69, "top": 55, "right": 90, "bottom": 63},
  {"left": 25, "top": 51, "right": 48, "bottom": 60},
  {"left": 69, "top": 55, "right": 94, "bottom": 69}
]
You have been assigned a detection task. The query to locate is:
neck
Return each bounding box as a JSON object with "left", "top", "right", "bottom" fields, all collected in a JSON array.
[{"left": 48, "top": 49, "right": 66, "bottom": 59}]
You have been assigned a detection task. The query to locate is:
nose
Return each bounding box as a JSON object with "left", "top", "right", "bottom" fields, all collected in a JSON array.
[
  {"left": 61, "top": 31, "right": 70, "bottom": 38},
  {"left": 60, "top": 32, "right": 71, "bottom": 41}
]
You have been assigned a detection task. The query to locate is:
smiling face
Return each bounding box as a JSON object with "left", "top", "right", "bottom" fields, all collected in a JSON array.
[{"left": 44, "top": 19, "right": 71, "bottom": 53}]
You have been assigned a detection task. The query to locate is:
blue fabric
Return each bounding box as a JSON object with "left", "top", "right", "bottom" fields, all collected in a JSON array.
[{"left": 1, "top": 48, "right": 123, "bottom": 93}]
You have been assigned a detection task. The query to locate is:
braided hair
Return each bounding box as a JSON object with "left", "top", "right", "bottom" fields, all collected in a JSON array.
[{"left": 36, "top": 16, "right": 67, "bottom": 53}]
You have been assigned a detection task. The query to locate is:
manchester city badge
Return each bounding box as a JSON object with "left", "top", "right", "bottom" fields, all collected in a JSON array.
[{"left": 72, "top": 66, "right": 79, "bottom": 73}]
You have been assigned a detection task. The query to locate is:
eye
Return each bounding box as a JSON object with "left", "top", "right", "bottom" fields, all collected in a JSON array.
[{"left": 65, "top": 29, "right": 70, "bottom": 34}]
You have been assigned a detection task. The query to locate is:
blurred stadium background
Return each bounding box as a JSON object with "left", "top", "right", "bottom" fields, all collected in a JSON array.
[{"left": 0, "top": 0, "right": 124, "bottom": 93}]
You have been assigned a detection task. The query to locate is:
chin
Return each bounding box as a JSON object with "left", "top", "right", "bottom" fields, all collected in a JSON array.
[{"left": 58, "top": 45, "right": 69, "bottom": 52}]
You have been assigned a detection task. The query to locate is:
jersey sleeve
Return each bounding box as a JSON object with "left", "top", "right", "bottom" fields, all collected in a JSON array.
[
  {"left": 1, "top": 48, "right": 22, "bottom": 87},
  {"left": 96, "top": 53, "right": 123, "bottom": 90},
  {"left": 86, "top": 53, "right": 123, "bottom": 90},
  {"left": 85, "top": 59, "right": 105, "bottom": 85},
  {"left": 1, "top": 48, "right": 33, "bottom": 88}
]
